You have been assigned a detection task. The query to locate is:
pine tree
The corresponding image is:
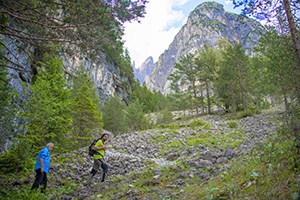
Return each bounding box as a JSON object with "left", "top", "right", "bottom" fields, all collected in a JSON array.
[
  {"left": 168, "top": 53, "right": 201, "bottom": 114},
  {"left": 102, "top": 97, "right": 127, "bottom": 134},
  {"left": 21, "top": 56, "right": 72, "bottom": 150},
  {"left": 71, "top": 66, "right": 103, "bottom": 148},
  {"left": 124, "top": 100, "right": 148, "bottom": 132},
  {"left": 195, "top": 44, "right": 219, "bottom": 114},
  {"left": 215, "top": 42, "right": 251, "bottom": 112}
]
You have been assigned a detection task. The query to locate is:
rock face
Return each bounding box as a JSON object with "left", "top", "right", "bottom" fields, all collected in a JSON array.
[
  {"left": 133, "top": 56, "right": 155, "bottom": 84},
  {"left": 62, "top": 53, "right": 129, "bottom": 104},
  {"left": 4, "top": 37, "right": 129, "bottom": 105},
  {"left": 143, "top": 2, "right": 264, "bottom": 93}
]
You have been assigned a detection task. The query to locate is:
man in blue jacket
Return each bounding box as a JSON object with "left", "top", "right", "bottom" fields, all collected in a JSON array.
[{"left": 31, "top": 143, "right": 53, "bottom": 193}]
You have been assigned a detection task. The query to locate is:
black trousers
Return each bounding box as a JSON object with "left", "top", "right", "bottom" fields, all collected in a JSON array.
[
  {"left": 31, "top": 168, "right": 47, "bottom": 192},
  {"left": 91, "top": 159, "right": 109, "bottom": 182}
]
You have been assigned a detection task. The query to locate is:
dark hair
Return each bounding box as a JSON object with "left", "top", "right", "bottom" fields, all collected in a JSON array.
[{"left": 100, "top": 133, "right": 109, "bottom": 139}]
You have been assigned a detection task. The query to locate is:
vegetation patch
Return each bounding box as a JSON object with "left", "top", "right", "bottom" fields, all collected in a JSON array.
[
  {"left": 187, "top": 119, "right": 205, "bottom": 127},
  {"left": 181, "top": 134, "right": 299, "bottom": 200},
  {"left": 227, "top": 120, "right": 237, "bottom": 128}
]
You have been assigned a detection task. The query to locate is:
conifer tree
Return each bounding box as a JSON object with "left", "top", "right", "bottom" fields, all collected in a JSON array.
[
  {"left": 124, "top": 100, "right": 148, "bottom": 132},
  {"left": 255, "top": 30, "right": 300, "bottom": 107},
  {"left": 102, "top": 97, "right": 127, "bottom": 134},
  {"left": 71, "top": 66, "right": 103, "bottom": 148},
  {"left": 168, "top": 53, "right": 201, "bottom": 114},
  {"left": 195, "top": 45, "right": 219, "bottom": 114},
  {"left": 21, "top": 56, "right": 72, "bottom": 149},
  {"left": 130, "top": 82, "right": 166, "bottom": 113},
  {"left": 215, "top": 42, "right": 251, "bottom": 112}
]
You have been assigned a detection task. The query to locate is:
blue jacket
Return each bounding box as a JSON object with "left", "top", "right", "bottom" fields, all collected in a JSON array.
[{"left": 34, "top": 147, "right": 51, "bottom": 173}]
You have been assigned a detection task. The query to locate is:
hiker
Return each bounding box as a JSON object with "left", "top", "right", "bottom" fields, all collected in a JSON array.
[
  {"left": 31, "top": 143, "right": 53, "bottom": 193},
  {"left": 89, "top": 133, "right": 110, "bottom": 182}
]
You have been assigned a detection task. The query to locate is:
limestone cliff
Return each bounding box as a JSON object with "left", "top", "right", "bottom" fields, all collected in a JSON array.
[{"left": 4, "top": 38, "right": 129, "bottom": 105}]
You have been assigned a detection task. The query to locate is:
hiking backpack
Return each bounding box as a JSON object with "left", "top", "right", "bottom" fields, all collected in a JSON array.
[{"left": 88, "top": 138, "right": 101, "bottom": 156}]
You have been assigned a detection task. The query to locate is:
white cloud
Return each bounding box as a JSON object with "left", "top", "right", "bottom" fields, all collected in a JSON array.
[
  {"left": 123, "top": 0, "right": 239, "bottom": 68},
  {"left": 123, "top": 0, "right": 191, "bottom": 68}
]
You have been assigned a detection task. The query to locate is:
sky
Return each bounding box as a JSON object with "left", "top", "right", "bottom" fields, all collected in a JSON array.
[{"left": 123, "top": 0, "right": 242, "bottom": 69}]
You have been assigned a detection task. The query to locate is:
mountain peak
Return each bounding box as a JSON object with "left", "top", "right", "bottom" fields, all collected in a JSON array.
[
  {"left": 194, "top": 1, "right": 225, "bottom": 12},
  {"left": 143, "top": 1, "right": 263, "bottom": 93}
]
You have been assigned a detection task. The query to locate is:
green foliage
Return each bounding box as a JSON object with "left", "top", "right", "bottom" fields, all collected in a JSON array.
[
  {"left": 187, "top": 119, "right": 205, "bottom": 127},
  {"left": 215, "top": 41, "right": 252, "bottom": 112},
  {"left": 130, "top": 82, "right": 169, "bottom": 113},
  {"left": 70, "top": 66, "right": 103, "bottom": 148},
  {"left": 21, "top": 55, "right": 72, "bottom": 150},
  {"left": 0, "top": 45, "right": 19, "bottom": 149},
  {"left": 166, "top": 93, "right": 193, "bottom": 114},
  {"left": 168, "top": 53, "right": 203, "bottom": 114},
  {"left": 254, "top": 29, "right": 300, "bottom": 106},
  {"left": 186, "top": 131, "right": 212, "bottom": 146},
  {"left": 183, "top": 134, "right": 298, "bottom": 200},
  {"left": 2, "top": 0, "right": 148, "bottom": 68},
  {"left": 148, "top": 135, "right": 167, "bottom": 144},
  {"left": 165, "top": 139, "right": 185, "bottom": 151},
  {"left": 0, "top": 139, "right": 34, "bottom": 174},
  {"left": 195, "top": 44, "right": 219, "bottom": 114},
  {"left": 227, "top": 120, "right": 237, "bottom": 128},
  {"left": 0, "top": 188, "right": 48, "bottom": 200},
  {"left": 102, "top": 97, "right": 127, "bottom": 134},
  {"left": 235, "top": 109, "right": 255, "bottom": 119},
  {"left": 124, "top": 100, "right": 149, "bottom": 132},
  {"left": 156, "top": 108, "right": 173, "bottom": 125},
  {"left": 202, "top": 122, "right": 212, "bottom": 130},
  {"left": 50, "top": 182, "right": 78, "bottom": 197}
]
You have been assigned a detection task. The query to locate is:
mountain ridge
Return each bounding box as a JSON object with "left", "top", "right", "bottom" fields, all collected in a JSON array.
[{"left": 137, "top": 1, "right": 263, "bottom": 93}]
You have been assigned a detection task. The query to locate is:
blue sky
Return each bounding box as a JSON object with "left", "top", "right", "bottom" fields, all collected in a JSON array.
[{"left": 123, "top": 0, "right": 242, "bottom": 68}]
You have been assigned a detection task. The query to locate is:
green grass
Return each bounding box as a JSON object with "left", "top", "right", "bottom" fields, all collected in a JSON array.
[{"left": 181, "top": 134, "right": 299, "bottom": 200}]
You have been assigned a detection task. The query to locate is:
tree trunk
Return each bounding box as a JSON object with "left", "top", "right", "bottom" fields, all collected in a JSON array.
[
  {"left": 283, "top": 5, "right": 300, "bottom": 199},
  {"left": 283, "top": 93, "right": 289, "bottom": 111},
  {"left": 282, "top": 0, "right": 300, "bottom": 69},
  {"left": 192, "top": 80, "right": 199, "bottom": 115},
  {"left": 205, "top": 81, "right": 211, "bottom": 114}
]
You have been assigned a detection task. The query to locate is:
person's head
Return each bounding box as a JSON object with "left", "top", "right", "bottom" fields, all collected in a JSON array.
[
  {"left": 100, "top": 133, "right": 109, "bottom": 141},
  {"left": 46, "top": 143, "right": 54, "bottom": 151}
]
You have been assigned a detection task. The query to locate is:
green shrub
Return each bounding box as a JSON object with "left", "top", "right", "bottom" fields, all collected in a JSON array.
[
  {"left": 235, "top": 109, "right": 254, "bottom": 119},
  {"left": 158, "top": 123, "right": 179, "bottom": 129},
  {"left": 187, "top": 120, "right": 205, "bottom": 127},
  {"left": 228, "top": 120, "right": 237, "bottom": 128},
  {"left": 0, "top": 139, "right": 34, "bottom": 174},
  {"left": 202, "top": 122, "right": 212, "bottom": 130},
  {"left": 156, "top": 108, "right": 173, "bottom": 125}
]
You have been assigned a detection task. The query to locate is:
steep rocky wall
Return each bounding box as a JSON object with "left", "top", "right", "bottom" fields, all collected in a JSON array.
[
  {"left": 144, "top": 2, "right": 263, "bottom": 94},
  {"left": 3, "top": 37, "right": 128, "bottom": 105}
]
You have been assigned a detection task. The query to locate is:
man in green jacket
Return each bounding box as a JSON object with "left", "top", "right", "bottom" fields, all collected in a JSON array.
[{"left": 90, "top": 133, "right": 109, "bottom": 182}]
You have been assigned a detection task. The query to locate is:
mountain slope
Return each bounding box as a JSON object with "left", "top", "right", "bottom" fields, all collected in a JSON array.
[
  {"left": 2, "top": 108, "right": 297, "bottom": 200},
  {"left": 143, "top": 1, "right": 263, "bottom": 93},
  {"left": 133, "top": 56, "right": 155, "bottom": 84}
]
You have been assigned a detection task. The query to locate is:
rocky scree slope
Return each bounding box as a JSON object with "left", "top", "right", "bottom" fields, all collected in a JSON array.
[{"left": 32, "top": 110, "right": 282, "bottom": 199}]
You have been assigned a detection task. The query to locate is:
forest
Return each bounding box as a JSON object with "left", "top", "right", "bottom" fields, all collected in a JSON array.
[{"left": 0, "top": 0, "right": 299, "bottom": 199}]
